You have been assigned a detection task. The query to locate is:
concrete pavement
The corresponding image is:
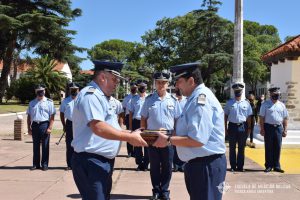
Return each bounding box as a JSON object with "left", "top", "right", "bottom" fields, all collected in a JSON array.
[{"left": 0, "top": 134, "right": 300, "bottom": 200}]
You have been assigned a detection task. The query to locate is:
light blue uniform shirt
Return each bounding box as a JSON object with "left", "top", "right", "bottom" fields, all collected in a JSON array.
[
  {"left": 26, "top": 97, "right": 56, "bottom": 122},
  {"left": 122, "top": 94, "right": 138, "bottom": 115},
  {"left": 109, "top": 96, "right": 123, "bottom": 115},
  {"left": 128, "top": 94, "right": 147, "bottom": 120},
  {"left": 141, "top": 92, "right": 181, "bottom": 130},
  {"left": 176, "top": 84, "right": 226, "bottom": 162},
  {"left": 59, "top": 96, "right": 72, "bottom": 113},
  {"left": 224, "top": 99, "right": 253, "bottom": 123},
  {"left": 71, "top": 81, "right": 121, "bottom": 159},
  {"left": 65, "top": 99, "right": 75, "bottom": 121},
  {"left": 178, "top": 96, "right": 187, "bottom": 110},
  {"left": 259, "top": 100, "right": 288, "bottom": 125}
]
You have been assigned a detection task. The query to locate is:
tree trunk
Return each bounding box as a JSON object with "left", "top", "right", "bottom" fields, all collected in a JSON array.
[{"left": 0, "top": 38, "right": 15, "bottom": 104}]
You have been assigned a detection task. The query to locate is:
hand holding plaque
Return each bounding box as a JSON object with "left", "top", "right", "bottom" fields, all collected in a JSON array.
[{"left": 140, "top": 129, "right": 171, "bottom": 146}]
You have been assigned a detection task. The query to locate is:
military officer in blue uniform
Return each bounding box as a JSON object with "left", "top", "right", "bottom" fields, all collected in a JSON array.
[
  {"left": 153, "top": 63, "right": 227, "bottom": 200},
  {"left": 27, "top": 84, "right": 56, "bottom": 171},
  {"left": 109, "top": 95, "right": 124, "bottom": 127},
  {"left": 172, "top": 88, "right": 187, "bottom": 172},
  {"left": 259, "top": 87, "right": 288, "bottom": 173},
  {"left": 224, "top": 83, "right": 252, "bottom": 172},
  {"left": 141, "top": 71, "right": 181, "bottom": 200},
  {"left": 71, "top": 60, "right": 147, "bottom": 200},
  {"left": 122, "top": 82, "right": 138, "bottom": 157},
  {"left": 60, "top": 82, "right": 79, "bottom": 170},
  {"left": 128, "top": 80, "right": 149, "bottom": 171}
]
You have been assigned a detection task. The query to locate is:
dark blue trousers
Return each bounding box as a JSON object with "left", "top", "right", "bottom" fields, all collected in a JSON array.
[
  {"left": 228, "top": 122, "right": 248, "bottom": 170},
  {"left": 65, "top": 120, "right": 74, "bottom": 168},
  {"left": 133, "top": 119, "right": 149, "bottom": 169},
  {"left": 148, "top": 146, "right": 174, "bottom": 197},
  {"left": 173, "top": 146, "right": 185, "bottom": 170},
  {"left": 184, "top": 154, "right": 227, "bottom": 200},
  {"left": 264, "top": 123, "right": 283, "bottom": 169},
  {"left": 71, "top": 152, "right": 115, "bottom": 200},
  {"left": 125, "top": 114, "right": 134, "bottom": 156},
  {"left": 31, "top": 121, "right": 50, "bottom": 168}
]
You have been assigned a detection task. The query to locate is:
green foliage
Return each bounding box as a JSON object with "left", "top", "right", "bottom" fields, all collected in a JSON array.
[
  {"left": 243, "top": 20, "right": 281, "bottom": 94},
  {"left": 26, "top": 55, "right": 68, "bottom": 98},
  {"left": 284, "top": 35, "right": 297, "bottom": 42},
  {"left": 12, "top": 76, "right": 36, "bottom": 104},
  {"left": 72, "top": 73, "right": 93, "bottom": 89}
]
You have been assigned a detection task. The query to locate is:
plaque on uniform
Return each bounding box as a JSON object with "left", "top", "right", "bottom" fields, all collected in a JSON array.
[{"left": 140, "top": 130, "right": 171, "bottom": 146}]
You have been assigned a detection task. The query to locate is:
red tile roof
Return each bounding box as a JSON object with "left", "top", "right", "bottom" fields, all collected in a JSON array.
[{"left": 261, "top": 35, "right": 300, "bottom": 65}]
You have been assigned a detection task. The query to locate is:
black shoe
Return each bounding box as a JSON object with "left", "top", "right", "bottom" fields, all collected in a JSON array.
[
  {"left": 150, "top": 193, "right": 160, "bottom": 200},
  {"left": 65, "top": 167, "right": 72, "bottom": 171},
  {"left": 160, "top": 195, "right": 170, "bottom": 200},
  {"left": 42, "top": 166, "right": 48, "bottom": 171},
  {"left": 274, "top": 168, "right": 285, "bottom": 173},
  {"left": 173, "top": 165, "right": 179, "bottom": 172},
  {"left": 236, "top": 168, "right": 245, "bottom": 172},
  {"left": 30, "top": 166, "right": 40, "bottom": 170},
  {"left": 264, "top": 167, "right": 272, "bottom": 173},
  {"left": 230, "top": 168, "right": 236, "bottom": 172},
  {"left": 136, "top": 165, "right": 144, "bottom": 171}
]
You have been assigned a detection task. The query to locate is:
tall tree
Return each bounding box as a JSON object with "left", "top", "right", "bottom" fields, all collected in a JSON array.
[
  {"left": 0, "top": 0, "right": 82, "bottom": 103},
  {"left": 142, "top": 1, "right": 234, "bottom": 88}
]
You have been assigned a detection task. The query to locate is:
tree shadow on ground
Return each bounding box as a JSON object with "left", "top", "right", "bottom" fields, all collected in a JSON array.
[
  {"left": 0, "top": 165, "right": 66, "bottom": 170},
  {"left": 110, "top": 194, "right": 151, "bottom": 199},
  {"left": 66, "top": 194, "right": 81, "bottom": 199}
]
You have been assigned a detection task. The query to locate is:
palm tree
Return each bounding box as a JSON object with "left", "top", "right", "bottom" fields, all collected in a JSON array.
[{"left": 26, "top": 55, "right": 68, "bottom": 98}]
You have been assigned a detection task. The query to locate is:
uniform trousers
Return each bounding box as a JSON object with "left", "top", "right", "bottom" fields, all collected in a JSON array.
[
  {"left": 65, "top": 119, "right": 74, "bottom": 168},
  {"left": 148, "top": 146, "right": 174, "bottom": 197},
  {"left": 31, "top": 121, "right": 50, "bottom": 168},
  {"left": 72, "top": 152, "right": 115, "bottom": 200},
  {"left": 264, "top": 123, "right": 283, "bottom": 169},
  {"left": 132, "top": 118, "right": 149, "bottom": 169},
  {"left": 228, "top": 122, "right": 248, "bottom": 170},
  {"left": 184, "top": 154, "right": 226, "bottom": 200}
]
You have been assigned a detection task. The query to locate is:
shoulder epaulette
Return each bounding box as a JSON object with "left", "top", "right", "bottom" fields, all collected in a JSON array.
[
  {"left": 197, "top": 93, "right": 206, "bottom": 105},
  {"left": 171, "top": 95, "right": 177, "bottom": 100},
  {"left": 86, "top": 87, "right": 96, "bottom": 94}
]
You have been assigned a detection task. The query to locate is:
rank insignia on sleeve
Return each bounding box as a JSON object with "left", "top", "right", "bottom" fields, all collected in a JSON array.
[{"left": 197, "top": 94, "right": 206, "bottom": 105}]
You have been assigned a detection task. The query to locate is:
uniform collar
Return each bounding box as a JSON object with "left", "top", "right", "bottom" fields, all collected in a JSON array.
[
  {"left": 89, "top": 81, "right": 105, "bottom": 96},
  {"left": 187, "top": 83, "right": 205, "bottom": 102},
  {"left": 154, "top": 91, "right": 171, "bottom": 100},
  {"left": 36, "top": 97, "right": 47, "bottom": 102}
]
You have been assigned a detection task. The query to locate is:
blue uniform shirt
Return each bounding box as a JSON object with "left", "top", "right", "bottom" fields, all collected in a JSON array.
[
  {"left": 128, "top": 94, "right": 147, "bottom": 120},
  {"left": 65, "top": 99, "right": 75, "bottom": 121},
  {"left": 59, "top": 96, "right": 72, "bottom": 113},
  {"left": 224, "top": 99, "right": 253, "bottom": 123},
  {"left": 259, "top": 100, "right": 288, "bottom": 125},
  {"left": 141, "top": 92, "right": 181, "bottom": 130},
  {"left": 27, "top": 97, "right": 56, "bottom": 122},
  {"left": 109, "top": 96, "right": 123, "bottom": 115},
  {"left": 122, "top": 94, "right": 137, "bottom": 115},
  {"left": 178, "top": 96, "right": 187, "bottom": 110},
  {"left": 71, "top": 81, "right": 121, "bottom": 159},
  {"left": 176, "top": 84, "right": 226, "bottom": 162}
]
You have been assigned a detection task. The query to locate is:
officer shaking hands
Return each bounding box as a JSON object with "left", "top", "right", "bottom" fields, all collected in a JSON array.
[
  {"left": 141, "top": 71, "right": 181, "bottom": 200},
  {"left": 224, "top": 83, "right": 252, "bottom": 172},
  {"left": 259, "top": 87, "right": 288, "bottom": 173},
  {"left": 153, "top": 63, "right": 227, "bottom": 200},
  {"left": 27, "top": 84, "right": 56, "bottom": 171},
  {"left": 71, "top": 60, "right": 147, "bottom": 200}
]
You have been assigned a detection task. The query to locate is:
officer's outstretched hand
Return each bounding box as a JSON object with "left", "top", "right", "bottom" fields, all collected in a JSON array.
[
  {"left": 153, "top": 132, "right": 168, "bottom": 148},
  {"left": 129, "top": 129, "right": 148, "bottom": 147}
]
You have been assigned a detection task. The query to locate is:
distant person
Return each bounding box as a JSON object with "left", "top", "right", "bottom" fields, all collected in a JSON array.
[
  {"left": 122, "top": 82, "right": 138, "bottom": 157},
  {"left": 59, "top": 82, "right": 80, "bottom": 170},
  {"left": 224, "top": 83, "right": 252, "bottom": 172},
  {"left": 247, "top": 93, "right": 256, "bottom": 148},
  {"left": 256, "top": 94, "right": 265, "bottom": 122},
  {"left": 259, "top": 87, "right": 288, "bottom": 173},
  {"left": 27, "top": 84, "right": 56, "bottom": 171}
]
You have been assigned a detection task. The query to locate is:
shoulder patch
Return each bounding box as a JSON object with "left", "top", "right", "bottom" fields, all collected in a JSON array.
[
  {"left": 197, "top": 94, "right": 206, "bottom": 105},
  {"left": 87, "top": 87, "right": 96, "bottom": 94}
]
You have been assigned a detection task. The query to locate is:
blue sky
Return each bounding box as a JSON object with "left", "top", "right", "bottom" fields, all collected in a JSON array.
[{"left": 69, "top": 0, "right": 300, "bottom": 70}]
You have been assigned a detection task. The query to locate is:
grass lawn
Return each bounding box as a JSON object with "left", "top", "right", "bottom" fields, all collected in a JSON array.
[{"left": 0, "top": 104, "right": 28, "bottom": 114}]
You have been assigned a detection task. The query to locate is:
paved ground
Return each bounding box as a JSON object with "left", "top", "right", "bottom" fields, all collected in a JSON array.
[{"left": 0, "top": 134, "right": 300, "bottom": 200}]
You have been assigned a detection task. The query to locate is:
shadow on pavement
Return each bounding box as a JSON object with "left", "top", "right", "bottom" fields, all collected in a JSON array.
[
  {"left": 66, "top": 194, "right": 81, "bottom": 199},
  {"left": 226, "top": 168, "right": 265, "bottom": 172},
  {"left": 110, "top": 194, "right": 151, "bottom": 199},
  {"left": 0, "top": 166, "right": 66, "bottom": 170},
  {"left": 114, "top": 167, "right": 138, "bottom": 171}
]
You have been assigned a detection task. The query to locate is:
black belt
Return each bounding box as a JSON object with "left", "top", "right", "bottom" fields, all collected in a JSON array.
[
  {"left": 32, "top": 121, "right": 49, "bottom": 125},
  {"left": 229, "top": 122, "right": 245, "bottom": 126},
  {"left": 188, "top": 154, "right": 224, "bottom": 163},
  {"left": 265, "top": 123, "right": 281, "bottom": 127}
]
